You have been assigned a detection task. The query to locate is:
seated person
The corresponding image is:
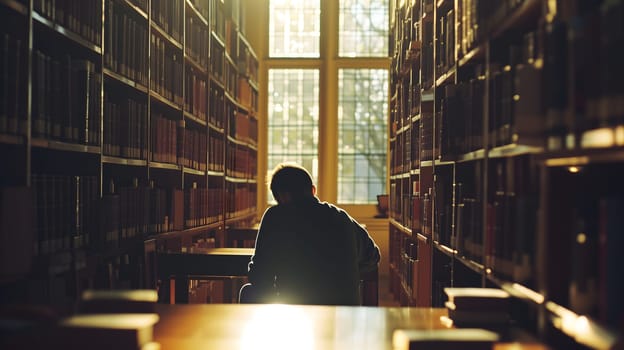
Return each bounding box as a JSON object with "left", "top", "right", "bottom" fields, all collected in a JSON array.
[{"left": 239, "top": 162, "right": 380, "bottom": 305}]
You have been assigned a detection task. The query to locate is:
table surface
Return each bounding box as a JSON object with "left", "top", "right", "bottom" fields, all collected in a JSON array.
[{"left": 153, "top": 304, "right": 550, "bottom": 350}]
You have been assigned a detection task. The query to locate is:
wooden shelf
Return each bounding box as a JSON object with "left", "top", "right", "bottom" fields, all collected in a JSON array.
[
  {"left": 183, "top": 167, "right": 205, "bottom": 176},
  {"left": 458, "top": 45, "right": 484, "bottom": 67},
  {"left": 435, "top": 67, "right": 455, "bottom": 87},
  {"left": 489, "top": 143, "right": 543, "bottom": 159},
  {"left": 149, "top": 161, "right": 181, "bottom": 171},
  {"left": 185, "top": 0, "right": 208, "bottom": 26},
  {"left": 389, "top": 218, "right": 412, "bottom": 236},
  {"left": 184, "top": 54, "right": 208, "bottom": 75},
  {"left": 433, "top": 241, "right": 454, "bottom": 257},
  {"left": 31, "top": 138, "right": 100, "bottom": 154},
  {"left": 150, "top": 21, "right": 183, "bottom": 50},
  {"left": 4, "top": 0, "right": 259, "bottom": 308},
  {"left": 0, "top": 133, "right": 24, "bottom": 145},
  {"left": 150, "top": 90, "right": 183, "bottom": 111},
  {"left": 33, "top": 12, "right": 102, "bottom": 54},
  {"left": 102, "top": 155, "right": 147, "bottom": 166},
  {"left": 121, "top": 0, "right": 148, "bottom": 19},
  {"left": 542, "top": 146, "right": 624, "bottom": 167},
  {"left": 183, "top": 111, "right": 208, "bottom": 126},
  {"left": 103, "top": 68, "right": 149, "bottom": 93}
]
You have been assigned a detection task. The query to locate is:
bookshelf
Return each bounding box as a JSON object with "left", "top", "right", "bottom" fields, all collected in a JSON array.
[
  {"left": 0, "top": 0, "right": 259, "bottom": 306},
  {"left": 389, "top": 0, "right": 623, "bottom": 348}
]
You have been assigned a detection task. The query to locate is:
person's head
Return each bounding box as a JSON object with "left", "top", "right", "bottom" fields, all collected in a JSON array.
[{"left": 270, "top": 162, "right": 316, "bottom": 204}]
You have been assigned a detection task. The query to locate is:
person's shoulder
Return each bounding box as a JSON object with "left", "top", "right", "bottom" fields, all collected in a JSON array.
[{"left": 317, "top": 200, "right": 351, "bottom": 218}]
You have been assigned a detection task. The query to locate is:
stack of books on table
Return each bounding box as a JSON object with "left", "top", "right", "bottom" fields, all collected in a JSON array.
[
  {"left": 393, "top": 328, "right": 499, "bottom": 350},
  {"left": 45, "top": 290, "right": 160, "bottom": 350},
  {"left": 444, "top": 287, "right": 511, "bottom": 328}
]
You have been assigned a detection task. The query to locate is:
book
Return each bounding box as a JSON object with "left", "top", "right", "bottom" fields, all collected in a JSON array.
[
  {"left": 52, "top": 313, "right": 159, "bottom": 350},
  {"left": 444, "top": 287, "right": 510, "bottom": 311},
  {"left": 78, "top": 289, "right": 158, "bottom": 314},
  {"left": 392, "top": 328, "right": 499, "bottom": 350},
  {"left": 445, "top": 301, "right": 510, "bottom": 326}
]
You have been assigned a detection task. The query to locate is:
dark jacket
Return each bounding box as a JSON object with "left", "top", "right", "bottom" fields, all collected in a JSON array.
[{"left": 247, "top": 196, "right": 380, "bottom": 305}]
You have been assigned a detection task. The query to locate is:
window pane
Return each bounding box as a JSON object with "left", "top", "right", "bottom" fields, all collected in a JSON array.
[
  {"left": 270, "top": 0, "right": 320, "bottom": 57},
  {"left": 338, "top": 69, "right": 388, "bottom": 204},
  {"left": 339, "top": 0, "right": 389, "bottom": 57},
  {"left": 268, "top": 69, "right": 320, "bottom": 203}
]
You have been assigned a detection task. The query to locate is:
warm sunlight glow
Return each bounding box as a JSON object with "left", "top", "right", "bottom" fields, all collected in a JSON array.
[
  {"left": 567, "top": 166, "right": 581, "bottom": 173},
  {"left": 582, "top": 127, "right": 614, "bottom": 148},
  {"left": 240, "top": 305, "right": 315, "bottom": 350}
]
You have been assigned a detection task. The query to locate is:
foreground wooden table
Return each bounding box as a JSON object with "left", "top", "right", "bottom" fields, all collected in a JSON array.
[{"left": 154, "top": 304, "right": 549, "bottom": 350}]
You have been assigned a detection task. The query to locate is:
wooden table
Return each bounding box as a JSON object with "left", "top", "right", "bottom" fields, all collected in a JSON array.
[
  {"left": 157, "top": 248, "right": 379, "bottom": 305},
  {"left": 153, "top": 304, "right": 550, "bottom": 350}
]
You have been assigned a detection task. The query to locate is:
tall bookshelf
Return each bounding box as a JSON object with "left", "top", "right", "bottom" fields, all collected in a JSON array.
[
  {"left": 389, "top": 0, "right": 623, "bottom": 348},
  {"left": 0, "top": 0, "right": 258, "bottom": 306}
]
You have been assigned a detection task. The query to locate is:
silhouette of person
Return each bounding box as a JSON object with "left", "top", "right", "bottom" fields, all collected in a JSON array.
[{"left": 239, "top": 162, "right": 380, "bottom": 305}]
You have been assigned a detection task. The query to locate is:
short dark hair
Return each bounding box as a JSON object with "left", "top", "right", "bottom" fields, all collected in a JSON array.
[{"left": 270, "top": 162, "right": 314, "bottom": 198}]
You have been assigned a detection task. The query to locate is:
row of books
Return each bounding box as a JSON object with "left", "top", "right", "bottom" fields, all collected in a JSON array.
[
  {"left": 184, "top": 67, "right": 208, "bottom": 121},
  {"left": 486, "top": 156, "right": 537, "bottom": 283},
  {"left": 100, "top": 183, "right": 183, "bottom": 249},
  {"left": 104, "top": 0, "right": 149, "bottom": 87},
  {"left": 151, "top": 0, "right": 183, "bottom": 43},
  {"left": 210, "top": 35, "right": 225, "bottom": 84},
  {"left": 224, "top": 59, "right": 238, "bottom": 98},
  {"left": 208, "top": 132, "right": 225, "bottom": 172},
  {"left": 150, "top": 33, "right": 184, "bottom": 106},
  {"left": 209, "top": 86, "right": 226, "bottom": 129},
  {"left": 558, "top": 165, "right": 624, "bottom": 328},
  {"left": 389, "top": 177, "right": 409, "bottom": 227},
  {"left": 390, "top": 227, "right": 419, "bottom": 301},
  {"left": 390, "top": 0, "right": 420, "bottom": 82},
  {"left": 34, "top": 0, "right": 102, "bottom": 46},
  {"left": 185, "top": 186, "right": 223, "bottom": 227},
  {"left": 32, "top": 174, "right": 99, "bottom": 256},
  {"left": 456, "top": 0, "right": 526, "bottom": 59},
  {"left": 103, "top": 95, "right": 148, "bottom": 159},
  {"left": 225, "top": 183, "right": 255, "bottom": 219},
  {"left": 237, "top": 77, "right": 258, "bottom": 112},
  {"left": 390, "top": 131, "right": 409, "bottom": 175},
  {"left": 185, "top": 9, "right": 209, "bottom": 68},
  {"left": 436, "top": 7, "right": 456, "bottom": 78},
  {"left": 32, "top": 51, "right": 101, "bottom": 146},
  {"left": 420, "top": 1, "right": 434, "bottom": 89},
  {"left": 237, "top": 36, "right": 259, "bottom": 84},
  {"left": 0, "top": 32, "right": 25, "bottom": 136},
  {"left": 545, "top": 1, "right": 624, "bottom": 147},
  {"left": 150, "top": 113, "right": 179, "bottom": 164},
  {"left": 103, "top": 94, "right": 237, "bottom": 171},
  {"left": 229, "top": 111, "right": 257, "bottom": 144},
  {"left": 421, "top": 113, "right": 434, "bottom": 161},
  {"left": 438, "top": 78, "right": 486, "bottom": 158},
  {"left": 225, "top": 18, "right": 237, "bottom": 60},
  {"left": 456, "top": 200, "right": 484, "bottom": 264},
  {"left": 434, "top": 167, "right": 454, "bottom": 247},
  {"left": 118, "top": 184, "right": 178, "bottom": 238},
  {"left": 227, "top": 144, "right": 255, "bottom": 179},
  {"left": 181, "top": 126, "right": 207, "bottom": 172},
  {"left": 209, "top": 0, "right": 225, "bottom": 41}
]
